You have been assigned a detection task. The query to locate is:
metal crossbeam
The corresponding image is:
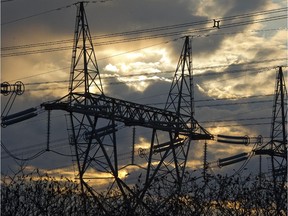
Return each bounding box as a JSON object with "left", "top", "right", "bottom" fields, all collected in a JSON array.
[{"left": 42, "top": 93, "right": 211, "bottom": 139}]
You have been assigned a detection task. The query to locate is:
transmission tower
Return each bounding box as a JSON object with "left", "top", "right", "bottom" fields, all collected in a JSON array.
[
  {"left": 41, "top": 2, "right": 212, "bottom": 214},
  {"left": 254, "top": 66, "right": 287, "bottom": 212},
  {"left": 269, "top": 66, "right": 287, "bottom": 186}
]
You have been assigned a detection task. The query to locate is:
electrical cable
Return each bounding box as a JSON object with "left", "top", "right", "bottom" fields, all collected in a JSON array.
[
  {"left": 195, "top": 99, "right": 272, "bottom": 108},
  {"left": 1, "top": 7, "right": 287, "bottom": 57},
  {"left": 49, "top": 149, "right": 78, "bottom": 157},
  {"left": 196, "top": 94, "right": 274, "bottom": 102},
  {"left": 1, "top": 3, "right": 75, "bottom": 26},
  {"left": 6, "top": 67, "right": 70, "bottom": 83},
  {"left": 4, "top": 58, "right": 285, "bottom": 89},
  {"left": 1, "top": 141, "right": 46, "bottom": 161},
  {"left": 2, "top": 26, "right": 285, "bottom": 53},
  {"left": 13, "top": 64, "right": 283, "bottom": 93},
  {"left": 1, "top": 137, "right": 67, "bottom": 156},
  {"left": 1, "top": 141, "right": 70, "bottom": 160},
  {"left": 146, "top": 98, "right": 273, "bottom": 108},
  {"left": 205, "top": 122, "right": 270, "bottom": 128},
  {"left": 229, "top": 143, "right": 258, "bottom": 177},
  {"left": 199, "top": 117, "right": 271, "bottom": 124},
  {"left": 1, "top": 1, "right": 114, "bottom": 26}
]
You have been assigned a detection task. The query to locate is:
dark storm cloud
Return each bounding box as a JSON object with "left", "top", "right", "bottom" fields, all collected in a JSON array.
[
  {"left": 2, "top": 0, "right": 272, "bottom": 59},
  {"left": 88, "top": 0, "right": 197, "bottom": 32},
  {"left": 2, "top": 0, "right": 198, "bottom": 42}
]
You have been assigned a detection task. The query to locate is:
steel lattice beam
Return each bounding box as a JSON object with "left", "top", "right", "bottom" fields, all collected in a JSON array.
[{"left": 42, "top": 93, "right": 211, "bottom": 139}]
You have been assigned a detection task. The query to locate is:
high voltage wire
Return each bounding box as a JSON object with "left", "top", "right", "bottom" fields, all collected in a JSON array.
[
  {"left": 2, "top": 137, "right": 67, "bottom": 154},
  {"left": 1, "top": 139, "right": 74, "bottom": 160},
  {"left": 1, "top": 7, "right": 287, "bottom": 57},
  {"left": 1, "top": 120, "right": 272, "bottom": 162},
  {"left": 6, "top": 67, "right": 70, "bottom": 83},
  {"left": 1, "top": 4, "right": 75, "bottom": 26},
  {"left": 5, "top": 57, "right": 284, "bottom": 83},
  {"left": 196, "top": 100, "right": 272, "bottom": 108},
  {"left": 1, "top": 141, "right": 47, "bottom": 161},
  {"left": 196, "top": 94, "right": 274, "bottom": 102},
  {"left": 2, "top": 23, "right": 286, "bottom": 57},
  {"left": 1, "top": 27, "right": 285, "bottom": 53},
  {"left": 199, "top": 117, "right": 271, "bottom": 124},
  {"left": 17, "top": 63, "right": 283, "bottom": 88},
  {"left": 147, "top": 100, "right": 272, "bottom": 108},
  {"left": 3, "top": 6, "right": 287, "bottom": 48},
  {"left": 205, "top": 122, "right": 271, "bottom": 128},
  {"left": 1, "top": 106, "right": 272, "bottom": 156},
  {"left": 22, "top": 70, "right": 276, "bottom": 92},
  {"left": 1, "top": 0, "right": 114, "bottom": 26},
  {"left": 4, "top": 57, "right": 286, "bottom": 84}
]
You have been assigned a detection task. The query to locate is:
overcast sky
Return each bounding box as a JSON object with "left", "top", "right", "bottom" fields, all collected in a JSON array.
[{"left": 1, "top": 0, "right": 287, "bottom": 186}]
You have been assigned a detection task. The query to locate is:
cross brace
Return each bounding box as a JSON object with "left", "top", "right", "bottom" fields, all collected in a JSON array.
[{"left": 41, "top": 92, "right": 212, "bottom": 140}]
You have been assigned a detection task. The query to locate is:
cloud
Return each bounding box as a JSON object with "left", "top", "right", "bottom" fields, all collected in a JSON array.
[
  {"left": 104, "top": 63, "right": 119, "bottom": 73},
  {"left": 101, "top": 47, "right": 174, "bottom": 92},
  {"left": 1, "top": 0, "right": 286, "bottom": 182}
]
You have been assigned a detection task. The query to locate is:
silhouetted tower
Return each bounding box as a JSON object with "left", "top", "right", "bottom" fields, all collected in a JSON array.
[
  {"left": 269, "top": 66, "right": 287, "bottom": 213},
  {"left": 163, "top": 36, "right": 210, "bottom": 188},
  {"left": 270, "top": 67, "right": 287, "bottom": 181},
  {"left": 255, "top": 66, "right": 287, "bottom": 213},
  {"left": 69, "top": 2, "right": 103, "bottom": 96},
  {"left": 41, "top": 3, "right": 212, "bottom": 214},
  {"left": 131, "top": 36, "right": 212, "bottom": 213}
]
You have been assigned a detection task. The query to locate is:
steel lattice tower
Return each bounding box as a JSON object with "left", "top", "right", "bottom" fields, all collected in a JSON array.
[
  {"left": 41, "top": 2, "right": 212, "bottom": 214},
  {"left": 269, "top": 66, "right": 287, "bottom": 213},
  {"left": 270, "top": 67, "right": 287, "bottom": 180},
  {"left": 255, "top": 66, "right": 287, "bottom": 213}
]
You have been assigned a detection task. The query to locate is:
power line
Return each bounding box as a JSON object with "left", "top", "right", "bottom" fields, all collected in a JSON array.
[
  {"left": 13, "top": 63, "right": 283, "bottom": 88},
  {"left": 205, "top": 122, "right": 270, "bottom": 128},
  {"left": 2, "top": 27, "right": 285, "bottom": 54},
  {"left": 199, "top": 117, "right": 271, "bottom": 124},
  {"left": 5, "top": 57, "right": 285, "bottom": 84},
  {"left": 1, "top": 137, "right": 67, "bottom": 156},
  {"left": 147, "top": 99, "right": 272, "bottom": 108},
  {"left": 22, "top": 68, "right": 277, "bottom": 93},
  {"left": 1, "top": 141, "right": 46, "bottom": 161},
  {"left": 6, "top": 67, "right": 70, "bottom": 83},
  {"left": 195, "top": 94, "right": 273, "bottom": 102},
  {"left": 2, "top": 24, "right": 285, "bottom": 57},
  {"left": 1, "top": 4, "right": 75, "bottom": 26},
  {"left": 1, "top": 7, "right": 287, "bottom": 57},
  {"left": 1, "top": 140, "right": 70, "bottom": 160},
  {"left": 195, "top": 100, "right": 272, "bottom": 108},
  {"left": 1, "top": 0, "right": 114, "bottom": 26}
]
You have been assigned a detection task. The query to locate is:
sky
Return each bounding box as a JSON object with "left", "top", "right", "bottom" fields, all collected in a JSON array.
[{"left": 1, "top": 0, "right": 287, "bottom": 188}]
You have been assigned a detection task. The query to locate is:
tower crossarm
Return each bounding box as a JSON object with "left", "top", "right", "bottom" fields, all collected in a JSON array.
[{"left": 41, "top": 92, "right": 212, "bottom": 139}]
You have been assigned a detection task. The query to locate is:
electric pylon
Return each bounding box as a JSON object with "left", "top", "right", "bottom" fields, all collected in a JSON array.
[
  {"left": 269, "top": 66, "right": 287, "bottom": 214},
  {"left": 131, "top": 36, "right": 212, "bottom": 213},
  {"left": 41, "top": 2, "right": 212, "bottom": 214},
  {"left": 269, "top": 66, "right": 287, "bottom": 183},
  {"left": 255, "top": 66, "right": 287, "bottom": 213}
]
